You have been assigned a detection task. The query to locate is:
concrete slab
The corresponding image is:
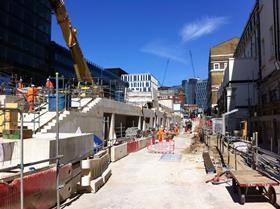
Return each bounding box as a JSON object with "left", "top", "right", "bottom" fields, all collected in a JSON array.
[
  {"left": 63, "top": 134, "right": 276, "bottom": 209},
  {"left": 90, "top": 176, "right": 104, "bottom": 193},
  {"left": 102, "top": 167, "right": 112, "bottom": 183}
]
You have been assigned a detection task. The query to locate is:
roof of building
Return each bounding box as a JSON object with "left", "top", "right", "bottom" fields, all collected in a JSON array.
[
  {"left": 210, "top": 38, "right": 240, "bottom": 55},
  {"left": 104, "top": 68, "right": 128, "bottom": 77}
]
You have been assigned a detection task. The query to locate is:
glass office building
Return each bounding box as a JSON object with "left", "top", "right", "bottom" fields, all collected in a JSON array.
[
  {"left": 196, "top": 79, "right": 208, "bottom": 110},
  {"left": 182, "top": 79, "right": 197, "bottom": 105},
  {"left": 0, "top": 0, "right": 51, "bottom": 84},
  {"left": 49, "top": 42, "right": 120, "bottom": 82}
]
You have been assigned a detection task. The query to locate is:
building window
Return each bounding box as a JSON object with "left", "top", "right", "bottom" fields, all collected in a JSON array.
[{"left": 214, "top": 63, "right": 220, "bottom": 70}]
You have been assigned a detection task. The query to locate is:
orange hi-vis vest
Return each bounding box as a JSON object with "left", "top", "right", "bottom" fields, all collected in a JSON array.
[
  {"left": 27, "top": 87, "right": 37, "bottom": 102},
  {"left": 18, "top": 82, "right": 23, "bottom": 89},
  {"left": 46, "top": 80, "right": 54, "bottom": 88}
]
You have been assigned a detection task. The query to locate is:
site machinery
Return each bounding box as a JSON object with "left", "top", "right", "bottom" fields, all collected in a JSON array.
[{"left": 49, "top": 0, "right": 93, "bottom": 84}]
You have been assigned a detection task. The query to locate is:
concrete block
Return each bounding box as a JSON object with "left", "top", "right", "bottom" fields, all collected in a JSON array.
[
  {"left": 81, "top": 175, "right": 91, "bottom": 186},
  {"left": 137, "top": 137, "right": 148, "bottom": 150},
  {"left": 81, "top": 153, "right": 109, "bottom": 180},
  {"left": 77, "top": 184, "right": 91, "bottom": 193},
  {"left": 90, "top": 176, "right": 104, "bottom": 193},
  {"left": 111, "top": 142, "right": 128, "bottom": 162},
  {"left": 60, "top": 180, "right": 72, "bottom": 202},
  {"left": 70, "top": 172, "right": 81, "bottom": 195},
  {"left": 102, "top": 167, "right": 112, "bottom": 183}
]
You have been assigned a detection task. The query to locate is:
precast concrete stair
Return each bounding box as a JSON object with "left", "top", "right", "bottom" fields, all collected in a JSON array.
[
  {"left": 71, "top": 98, "right": 93, "bottom": 109},
  {"left": 40, "top": 98, "right": 102, "bottom": 134},
  {"left": 82, "top": 98, "right": 102, "bottom": 113},
  {"left": 21, "top": 103, "right": 56, "bottom": 132},
  {"left": 40, "top": 110, "right": 70, "bottom": 133}
]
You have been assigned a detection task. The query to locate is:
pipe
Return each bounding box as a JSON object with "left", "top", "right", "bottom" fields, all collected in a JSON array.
[
  {"left": 20, "top": 109, "right": 23, "bottom": 209},
  {"left": 55, "top": 72, "right": 60, "bottom": 209}
]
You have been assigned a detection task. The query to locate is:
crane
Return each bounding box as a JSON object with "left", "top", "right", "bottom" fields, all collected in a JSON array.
[
  {"left": 161, "top": 59, "right": 170, "bottom": 86},
  {"left": 189, "top": 50, "right": 196, "bottom": 78},
  {"left": 49, "top": 0, "right": 93, "bottom": 84}
]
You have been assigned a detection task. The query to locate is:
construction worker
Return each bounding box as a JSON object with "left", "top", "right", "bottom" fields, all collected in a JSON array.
[
  {"left": 27, "top": 84, "right": 38, "bottom": 112},
  {"left": 174, "top": 126, "right": 179, "bottom": 136},
  {"left": 45, "top": 78, "right": 54, "bottom": 95},
  {"left": 157, "top": 126, "right": 164, "bottom": 142},
  {"left": 165, "top": 128, "right": 170, "bottom": 142},
  {"left": 17, "top": 78, "right": 24, "bottom": 97}
]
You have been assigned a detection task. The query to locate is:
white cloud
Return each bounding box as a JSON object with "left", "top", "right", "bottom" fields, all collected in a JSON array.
[
  {"left": 180, "top": 16, "right": 228, "bottom": 42},
  {"left": 141, "top": 41, "right": 187, "bottom": 65}
]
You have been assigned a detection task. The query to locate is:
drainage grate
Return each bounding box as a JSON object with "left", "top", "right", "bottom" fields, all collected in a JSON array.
[{"left": 159, "top": 154, "right": 182, "bottom": 162}]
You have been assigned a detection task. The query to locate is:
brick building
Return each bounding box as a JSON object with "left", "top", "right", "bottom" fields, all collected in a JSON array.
[{"left": 207, "top": 38, "right": 240, "bottom": 113}]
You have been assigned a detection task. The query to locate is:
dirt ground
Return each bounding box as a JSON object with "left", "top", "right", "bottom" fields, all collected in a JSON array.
[{"left": 62, "top": 134, "right": 276, "bottom": 209}]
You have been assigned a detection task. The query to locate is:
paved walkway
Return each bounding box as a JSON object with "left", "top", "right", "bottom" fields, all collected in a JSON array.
[{"left": 63, "top": 134, "right": 275, "bottom": 209}]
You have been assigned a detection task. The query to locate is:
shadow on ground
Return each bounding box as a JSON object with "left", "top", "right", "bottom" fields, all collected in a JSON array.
[
  {"left": 60, "top": 194, "right": 83, "bottom": 209},
  {"left": 224, "top": 185, "right": 280, "bottom": 207}
]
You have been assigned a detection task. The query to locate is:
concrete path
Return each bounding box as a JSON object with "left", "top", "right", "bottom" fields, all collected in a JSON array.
[{"left": 63, "top": 134, "right": 275, "bottom": 209}]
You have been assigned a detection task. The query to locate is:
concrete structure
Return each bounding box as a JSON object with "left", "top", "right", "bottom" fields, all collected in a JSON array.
[
  {"left": 40, "top": 97, "right": 170, "bottom": 139},
  {"left": 207, "top": 38, "right": 240, "bottom": 112},
  {"left": 0, "top": 133, "right": 94, "bottom": 169},
  {"left": 253, "top": 0, "right": 280, "bottom": 153},
  {"left": 122, "top": 73, "right": 159, "bottom": 106},
  {"left": 217, "top": 58, "right": 258, "bottom": 132}
]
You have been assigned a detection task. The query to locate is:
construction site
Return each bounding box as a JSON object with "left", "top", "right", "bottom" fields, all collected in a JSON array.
[{"left": 1, "top": 0, "right": 280, "bottom": 209}]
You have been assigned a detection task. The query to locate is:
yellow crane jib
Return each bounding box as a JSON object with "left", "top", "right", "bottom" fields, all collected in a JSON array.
[{"left": 49, "top": 0, "right": 94, "bottom": 84}]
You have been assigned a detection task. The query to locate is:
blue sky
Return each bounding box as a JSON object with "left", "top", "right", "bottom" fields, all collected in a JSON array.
[{"left": 51, "top": 0, "right": 255, "bottom": 86}]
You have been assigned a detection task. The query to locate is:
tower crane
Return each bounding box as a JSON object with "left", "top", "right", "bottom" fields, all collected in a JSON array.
[
  {"left": 189, "top": 50, "right": 196, "bottom": 78},
  {"left": 161, "top": 59, "right": 170, "bottom": 86}
]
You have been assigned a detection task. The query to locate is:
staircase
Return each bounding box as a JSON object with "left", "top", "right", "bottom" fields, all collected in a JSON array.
[
  {"left": 40, "top": 110, "right": 70, "bottom": 133},
  {"left": 40, "top": 97, "right": 102, "bottom": 134},
  {"left": 82, "top": 98, "right": 102, "bottom": 113},
  {"left": 22, "top": 103, "right": 56, "bottom": 132}
]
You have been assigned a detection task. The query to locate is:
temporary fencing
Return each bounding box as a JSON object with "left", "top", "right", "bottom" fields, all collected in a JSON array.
[{"left": 147, "top": 138, "right": 175, "bottom": 154}]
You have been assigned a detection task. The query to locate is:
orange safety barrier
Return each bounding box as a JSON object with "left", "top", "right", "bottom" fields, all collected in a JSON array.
[
  {"left": 0, "top": 164, "right": 72, "bottom": 209},
  {"left": 127, "top": 140, "right": 139, "bottom": 154}
]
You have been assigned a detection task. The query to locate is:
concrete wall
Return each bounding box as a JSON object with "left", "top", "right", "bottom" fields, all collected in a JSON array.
[
  {"left": 219, "top": 58, "right": 258, "bottom": 110},
  {"left": 260, "top": 0, "right": 276, "bottom": 78},
  {"left": 8, "top": 133, "right": 94, "bottom": 169},
  {"left": 48, "top": 98, "right": 170, "bottom": 138}
]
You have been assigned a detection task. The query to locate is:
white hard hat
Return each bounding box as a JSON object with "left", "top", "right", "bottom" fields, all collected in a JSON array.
[{"left": 31, "top": 84, "right": 35, "bottom": 87}]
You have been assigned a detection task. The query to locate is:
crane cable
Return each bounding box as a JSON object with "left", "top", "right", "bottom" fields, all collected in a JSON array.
[{"left": 161, "top": 59, "right": 170, "bottom": 86}]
